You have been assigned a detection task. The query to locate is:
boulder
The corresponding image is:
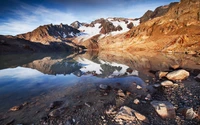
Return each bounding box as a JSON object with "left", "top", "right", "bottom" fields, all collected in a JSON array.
[
  {"left": 151, "top": 101, "right": 176, "bottom": 119},
  {"left": 166, "top": 69, "right": 189, "bottom": 81},
  {"left": 161, "top": 80, "right": 174, "bottom": 87}
]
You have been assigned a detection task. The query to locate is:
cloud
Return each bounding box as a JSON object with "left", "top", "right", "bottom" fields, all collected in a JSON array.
[
  {"left": 0, "top": 4, "right": 79, "bottom": 35},
  {"left": 0, "top": 0, "right": 179, "bottom": 35}
]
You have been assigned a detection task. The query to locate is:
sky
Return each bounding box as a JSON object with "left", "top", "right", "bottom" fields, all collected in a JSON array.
[{"left": 0, "top": 0, "right": 179, "bottom": 35}]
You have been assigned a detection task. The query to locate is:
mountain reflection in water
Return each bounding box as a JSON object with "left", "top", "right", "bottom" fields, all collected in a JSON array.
[{"left": 0, "top": 51, "right": 200, "bottom": 112}]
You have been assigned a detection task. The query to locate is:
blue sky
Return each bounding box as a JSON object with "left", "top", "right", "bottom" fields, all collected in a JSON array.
[{"left": 0, "top": 0, "right": 179, "bottom": 35}]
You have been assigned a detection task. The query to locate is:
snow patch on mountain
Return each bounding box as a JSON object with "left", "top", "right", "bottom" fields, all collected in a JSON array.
[{"left": 77, "top": 23, "right": 101, "bottom": 41}]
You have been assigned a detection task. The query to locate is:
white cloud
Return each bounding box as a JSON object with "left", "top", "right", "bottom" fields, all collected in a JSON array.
[
  {"left": 0, "top": 5, "right": 79, "bottom": 35},
  {"left": 0, "top": 0, "right": 178, "bottom": 35}
]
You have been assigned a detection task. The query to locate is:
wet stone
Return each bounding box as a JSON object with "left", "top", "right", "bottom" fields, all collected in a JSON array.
[
  {"left": 49, "top": 101, "right": 64, "bottom": 110},
  {"left": 99, "top": 84, "right": 110, "bottom": 90}
]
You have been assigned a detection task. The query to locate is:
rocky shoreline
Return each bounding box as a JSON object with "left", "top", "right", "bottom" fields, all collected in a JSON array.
[{"left": 1, "top": 65, "right": 200, "bottom": 125}]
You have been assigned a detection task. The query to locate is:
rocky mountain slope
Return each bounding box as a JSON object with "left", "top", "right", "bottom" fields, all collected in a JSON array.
[
  {"left": 0, "top": 35, "right": 84, "bottom": 54},
  {"left": 140, "top": 2, "right": 178, "bottom": 23},
  {"left": 1, "top": 0, "right": 199, "bottom": 53},
  {"left": 17, "top": 24, "right": 80, "bottom": 45},
  {"left": 96, "top": 0, "right": 200, "bottom": 53},
  {"left": 71, "top": 18, "right": 140, "bottom": 49}
]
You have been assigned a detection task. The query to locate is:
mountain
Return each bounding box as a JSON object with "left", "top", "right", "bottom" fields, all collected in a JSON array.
[
  {"left": 140, "top": 2, "right": 178, "bottom": 23},
  {"left": 0, "top": 35, "right": 84, "bottom": 54},
  {"left": 95, "top": 0, "right": 200, "bottom": 53},
  {"left": 71, "top": 17, "right": 140, "bottom": 49},
  {"left": 17, "top": 23, "right": 80, "bottom": 45},
  {"left": 1, "top": 0, "right": 200, "bottom": 53}
]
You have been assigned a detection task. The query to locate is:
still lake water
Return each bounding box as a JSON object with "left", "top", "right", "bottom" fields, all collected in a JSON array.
[{"left": 0, "top": 51, "right": 200, "bottom": 113}]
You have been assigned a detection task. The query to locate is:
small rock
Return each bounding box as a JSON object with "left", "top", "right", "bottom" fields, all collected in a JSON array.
[
  {"left": 145, "top": 94, "right": 151, "bottom": 101},
  {"left": 198, "top": 107, "right": 200, "bottom": 119},
  {"left": 161, "top": 80, "right": 174, "bottom": 87},
  {"left": 133, "top": 99, "right": 140, "bottom": 105},
  {"left": 22, "top": 102, "right": 28, "bottom": 106},
  {"left": 195, "top": 74, "right": 200, "bottom": 82},
  {"left": 136, "top": 85, "right": 142, "bottom": 89},
  {"left": 166, "top": 69, "right": 189, "bottom": 81},
  {"left": 126, "top": 68, "right": 133, "bottom": 73},
  {"left": 48, "top": 107, "right": 67, "bottom": 118},
  {"left": 84, "top": 102, "right": 92, "bottom": 107},
  {"left": 178, "top": 108, "right": 198, "bottom": 120},
  {"left": 153, "top": 84, "right": 161, "bottom": 88},
  {"left": 49, "top": 109, "right": 61, "bottom": 117},
  {"left": 133, "top": 110, "right": 149, "bottom": 124},
  {"left": 170, "top": 65, "right": 180, "bottom": 70},
  {"left": 99, "top": 84, "right": 110, "bottom": 90},
  {"left": 156, "top": 71, "right": 168, "bottom": 79},
  {"left": 117, "top": 89, "right": 125, "bottom": 97},
  {"left": 114, "top": 106, "right": 149, "bottom": 124},
  {"left": 49, "top": 101, "right": 63, "bottom": 110},
  {"left": 9, "top": 105, "right": 21, "bottom": 111},
  {"left": 151, "top": 101, "right": 176, "bottom": 119}
]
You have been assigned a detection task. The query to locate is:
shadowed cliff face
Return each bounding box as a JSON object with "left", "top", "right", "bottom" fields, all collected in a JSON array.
[{"left": 97, "top": 0, "right": 200, "bottom": 53}]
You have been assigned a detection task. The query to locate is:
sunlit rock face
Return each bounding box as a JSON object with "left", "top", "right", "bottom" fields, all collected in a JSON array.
[
  {"left": 96, "top": 0, "right": 200, "bottom": 53},
  {"left": 17, "top": 24, "right": 80, "bottom": 45}
]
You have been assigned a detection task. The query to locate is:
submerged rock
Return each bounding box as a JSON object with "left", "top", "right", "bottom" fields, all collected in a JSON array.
[
  {"left": 166, "top": 69, "right": 189, "bottom": 81},
  {"left": 161, "top": 80, "right": 174, "bottom": 87},
  {"left": 151, "top": 101, "right": 176, "bottom": 119}
]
